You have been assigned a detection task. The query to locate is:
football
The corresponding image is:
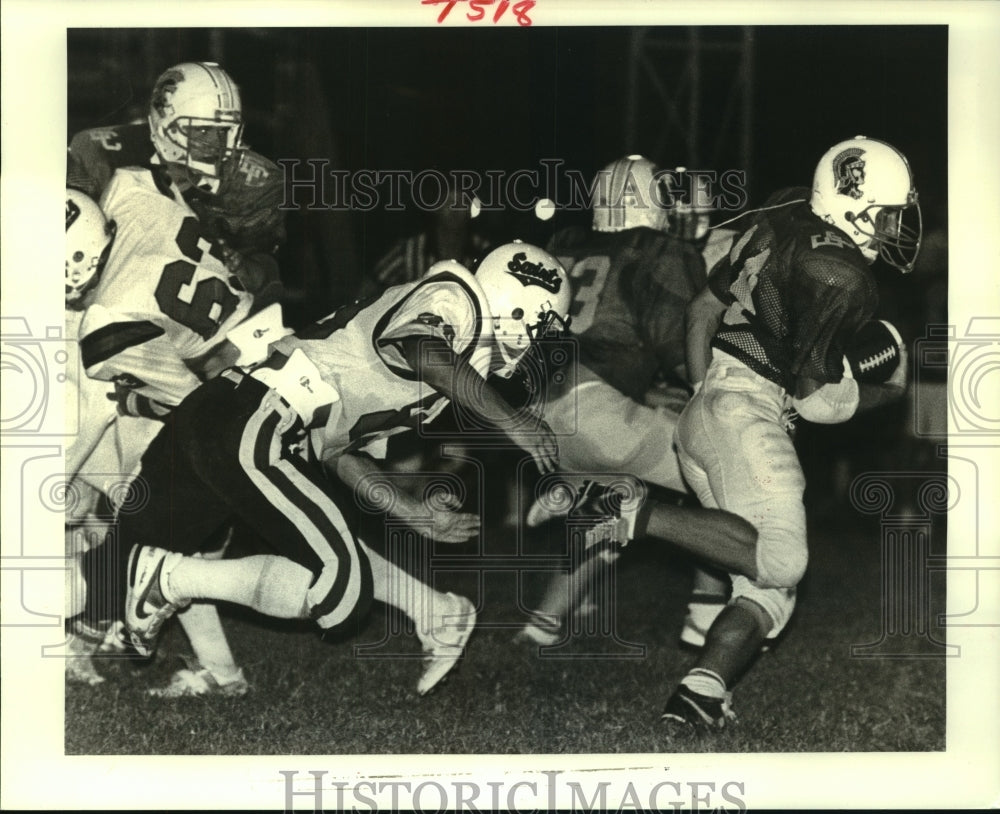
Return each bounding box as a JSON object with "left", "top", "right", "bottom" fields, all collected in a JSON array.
[{"left": 843, "top": 319, "right": 903, "bottom": 383}]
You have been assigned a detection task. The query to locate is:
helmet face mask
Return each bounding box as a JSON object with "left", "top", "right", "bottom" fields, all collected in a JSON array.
[
  {"left": 666, "top": 166, "right": 715, "bottom": 244},
  {"left": 148, "top": 62, "right": 244, "bottom": 195},
  {"left": 810, "top": 136, "right": 922, "bottom": 273},
  {"left": 66, "top": 189, "right": 116, "bottom": 308},
  {"left": 850, "top": 197, "right": 923, "bottom": 271},
  {"left": 667, "top": 208, "right": 711, "bottom": 243},
  {"left": 473, "top": 242, "right": 572, "bottom": 378}
]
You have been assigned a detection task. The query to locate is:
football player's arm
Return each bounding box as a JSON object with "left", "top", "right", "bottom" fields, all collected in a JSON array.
[
  {"left": 334, "top": 452, "right": 480, "bottom": 543},
  {"left": 685, "top": 281, "right": 728, "bottom": 387},
  {"left": 398, "top": 335, "right": 559, "bottom": 474},
  {"left": 793, "top": 259, "right": 902, "bottom": 421},
  {"left": 188, "top": 151, "right": 287, "bottom": 311}
]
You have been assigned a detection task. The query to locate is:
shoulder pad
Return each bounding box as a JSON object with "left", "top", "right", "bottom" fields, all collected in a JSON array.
[{"left": 420, "top": 260, "right": 493, "bottom": 338}]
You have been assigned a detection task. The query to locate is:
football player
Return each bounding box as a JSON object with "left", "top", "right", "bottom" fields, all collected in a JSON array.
[
  {"left": 97, "top": 243, "right": 568, "bottom": 695},
  {"left": 64, "top": 189, "right": 119, "bottom": 686},
  {"left": 68, "top": 62, "right": 284, "bottom": 697},
  {"left": 517, "top": 155, "right": 737, "bottom": 646},
  {"left": 68, "top": 62, "right": 286, "bottom": 308},
  {"left": 64, "top": 189, "right": 118, "bottom": 490},
  {"left": 660, "top": 136, "right": 918, "bottom": 727}
]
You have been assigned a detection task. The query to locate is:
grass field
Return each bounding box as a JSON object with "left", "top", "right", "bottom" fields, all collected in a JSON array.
[{"left": 66, "top": 486, "right": 947, "bottom": 756}]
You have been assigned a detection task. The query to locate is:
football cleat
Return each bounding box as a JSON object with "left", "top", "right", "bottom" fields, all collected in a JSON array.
[
  {"left": 416, "top": 592, "right": 477, "bottom": 696},
  {"left": 65, "top": 632, "right": 105, "bottom": 686},
  {"left": 98, "top": 620, "right": 130, "bottom": 654},
  {"left": 573, "top": 482, "right": 643, "bottom": 550},
  {"left": 661, "top": 685, "right": 737, "bottom": 730},
  {"left": 124, "top": 545, "right": 190, "bottom": 658},
  {"left": 514, "top": 609, "right": 564, "bottom": 647},
  {"left": 148, "top": 661, "right": 250, "bottom": 698}
]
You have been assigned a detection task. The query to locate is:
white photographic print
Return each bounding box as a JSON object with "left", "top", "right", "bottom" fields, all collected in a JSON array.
[{"left": 2, "top": 1, "right": 998, "bottom": 810}]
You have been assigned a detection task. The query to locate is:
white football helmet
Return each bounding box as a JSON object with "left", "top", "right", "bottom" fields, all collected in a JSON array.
[
  {"left": 592, "top": 154, "right": 672, "bottom": 233},
  {"left": 474, "top": 241, "right": 572, "bottom": 376},
  {"left": 66, "top": 188, "right": 115, "bottom": 309},
  {"left": 148, "top": 62, "right": 244, "bottom": 194},
  {"left": 810, "top": 136, "right": 922, "bottom": 272}
]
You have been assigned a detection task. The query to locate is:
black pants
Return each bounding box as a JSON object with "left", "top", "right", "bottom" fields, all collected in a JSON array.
[{"left": 103, "top": 371, "right": 372, "bottom": 630}]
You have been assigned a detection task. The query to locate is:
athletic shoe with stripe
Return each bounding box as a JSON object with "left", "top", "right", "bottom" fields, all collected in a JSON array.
[
  {"left": 661, "top": 684, "right": 737, "bottom": 729},
  {"left": 416, "top": 592, "right": 477, "bottom": 695},
  {"left": 148, "top": 661, "right": 250, "bottom": 698},
  {"left": 124, "top": 545, "right": 189, "bottom": 657}
]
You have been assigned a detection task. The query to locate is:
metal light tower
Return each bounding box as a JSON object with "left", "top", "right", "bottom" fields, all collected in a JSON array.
[{"left": 625, "top": 27, "right": 755, "bottom": 182}]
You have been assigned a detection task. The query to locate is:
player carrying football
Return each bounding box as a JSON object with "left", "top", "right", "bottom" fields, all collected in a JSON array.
[{"left": 659, "top": 136, "right": 919, "bottom": 727}]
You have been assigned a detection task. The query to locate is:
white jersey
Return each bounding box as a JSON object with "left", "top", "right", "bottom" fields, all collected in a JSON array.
[
  {"left": 79, "top": 168, "right": 252, "bottom": 406},
  {"left": 267, "top": 265, "right": 494, "bottom": 460}
]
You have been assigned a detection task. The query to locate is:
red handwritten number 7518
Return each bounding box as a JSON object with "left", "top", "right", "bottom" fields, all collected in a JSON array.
[{"left": 422, "top": 0, "right": 535, "bottom": 27}]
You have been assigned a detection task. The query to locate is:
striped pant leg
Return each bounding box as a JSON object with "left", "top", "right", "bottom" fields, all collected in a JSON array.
[{"left": 189, "top": 377, "right": 373, "bottom": 631}]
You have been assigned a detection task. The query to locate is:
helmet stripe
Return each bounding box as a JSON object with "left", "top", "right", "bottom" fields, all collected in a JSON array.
[{"left": 197, "top": 61, "right": 234, "bottom": 110}]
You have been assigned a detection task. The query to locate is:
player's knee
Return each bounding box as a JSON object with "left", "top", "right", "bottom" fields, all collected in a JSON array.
[
  {"left": 756, "top": 543, "right": 808, "bottom": 589},
  {"left": 307, "top": 546, "right": 374, "bottom": 632}
]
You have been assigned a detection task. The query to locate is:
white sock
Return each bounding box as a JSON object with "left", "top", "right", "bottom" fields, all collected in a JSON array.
[
  {"left": 177, "top": 602, "right": 240, "bottom": 680},
  {"left": 681, "top": 668, "right": 727, "bottom": 699},
  {"left": 169, "top": 555, "right": 311, "bottom": 619}
]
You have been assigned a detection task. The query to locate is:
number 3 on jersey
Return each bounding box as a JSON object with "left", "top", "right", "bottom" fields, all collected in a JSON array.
[
  {"left": 154, "top": 217, "right": 239, "bottom": 340},
  {"left": 559, "top": 255, "right": 610, "bottom": 334}
]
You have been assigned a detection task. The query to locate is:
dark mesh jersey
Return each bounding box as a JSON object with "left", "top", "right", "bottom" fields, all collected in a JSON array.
[
  {"left": 547, "top": 225, "right": 706, "bottom": 402},
  {"left": 708, "top": 187, "right": 879, "bottom": 393}
]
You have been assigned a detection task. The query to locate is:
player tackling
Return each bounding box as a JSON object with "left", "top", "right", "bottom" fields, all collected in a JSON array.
[{"left": 103, "top": 243, "right": 569, "bottom": 695}]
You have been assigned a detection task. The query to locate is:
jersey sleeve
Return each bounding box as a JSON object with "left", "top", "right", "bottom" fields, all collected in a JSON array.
[
  {"left": 790, "top": 251, "right": 878, "bottom": 383},
  {"left": 374, "top": 278, "right": 481, "bottom": 372},
  {"left": 67, "top": 129, "right": 119, "bottom": 198}
]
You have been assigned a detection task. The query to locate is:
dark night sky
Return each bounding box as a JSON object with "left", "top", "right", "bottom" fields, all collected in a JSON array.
[
  {"left": 69, "top": 26, "right": 947, "bottom": 200},
  {"left": 68, "top": 25, "right": 947, "bottom": 306}
]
